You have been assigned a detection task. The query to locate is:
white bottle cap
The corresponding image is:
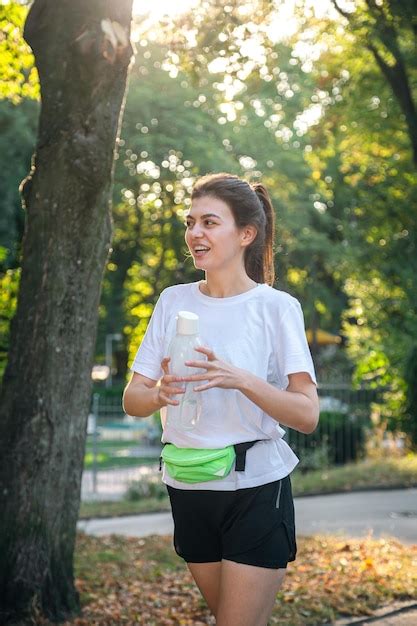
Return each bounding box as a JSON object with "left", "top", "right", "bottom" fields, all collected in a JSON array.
[{"left": 176, "top": 310, "right": 199, "bottom": 335}]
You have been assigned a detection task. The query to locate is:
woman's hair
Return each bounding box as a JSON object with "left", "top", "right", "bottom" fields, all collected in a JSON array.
[{"left": 191, "top": 173, "right": 276, "bottom": 285}]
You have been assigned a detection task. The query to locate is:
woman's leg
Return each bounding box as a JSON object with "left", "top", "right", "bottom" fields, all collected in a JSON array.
[
  {"left": 187, "top": 561, "right": 222, "bottom": 616},
  {"left": 215, "top": 559, "right": 286, "bottom": 626}
]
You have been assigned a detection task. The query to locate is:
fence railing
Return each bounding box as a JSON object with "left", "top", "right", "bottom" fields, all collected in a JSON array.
[
  {"left": 81, "top": 385, "right": 387, "bottom": 500},
  {"left": 288, "top": 384, "right": 384, "bottom": 472}
]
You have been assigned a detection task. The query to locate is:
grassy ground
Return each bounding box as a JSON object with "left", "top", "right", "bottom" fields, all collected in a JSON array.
[
  {"left": 50, "top": 532, "right": 417, "bottom": 625},
  {"left": 84, "top": 438, "right": 158, "bottom": 470},
  {"left": 84, "top": 454, "right": 157, "bottom": 470},
  {"left": 79, "top": 497, "right": 170, "bottom": 518},
  {"left": 85, "top": 439, "right": 140, "bottom": 449},
  {"left": 79, "top": 454, "right": 417, "bottom": 519},
  {"left": 292, "top": 453, "right": 417, "bottom": 496}
]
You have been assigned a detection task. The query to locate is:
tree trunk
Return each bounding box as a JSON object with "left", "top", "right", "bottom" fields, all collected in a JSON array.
[{"left": 0, "top": 1, "right": 133, "bottom": 622}]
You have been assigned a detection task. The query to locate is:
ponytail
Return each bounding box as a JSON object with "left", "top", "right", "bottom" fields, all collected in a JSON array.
[
  {"left": 247, "top": 183, "right": 275, "bottom": 286},
  {"left": 191, "top": 173, "right": 276, "bottom": 286}
]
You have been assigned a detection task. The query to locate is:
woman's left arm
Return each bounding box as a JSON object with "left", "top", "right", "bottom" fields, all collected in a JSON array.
[
  {"left": 183, "top": 346, "right": 319, "bottom": 435},
  {"left": 238, "top": 370, "right": 319, "bottom": 435}
]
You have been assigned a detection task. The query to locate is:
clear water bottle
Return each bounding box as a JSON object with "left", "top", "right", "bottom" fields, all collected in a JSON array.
[{"left": 166, "top": 311, "right": 206, "bottom": 430}]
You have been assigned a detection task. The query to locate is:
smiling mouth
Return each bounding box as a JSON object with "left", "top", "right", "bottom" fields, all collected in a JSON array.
[{"left": 193, "top": 247, "right": 211, "bottom": 257}]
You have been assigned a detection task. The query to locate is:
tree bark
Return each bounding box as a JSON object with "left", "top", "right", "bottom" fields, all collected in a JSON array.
[{"left": 0, "top": 0, "right": 133, "bottom": 622}]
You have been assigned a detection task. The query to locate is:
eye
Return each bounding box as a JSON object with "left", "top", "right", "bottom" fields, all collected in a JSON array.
[{"left": 184, "top": 219, "right": 216, "bottom": 228}]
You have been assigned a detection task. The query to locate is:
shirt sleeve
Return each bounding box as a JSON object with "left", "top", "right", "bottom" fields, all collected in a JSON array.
[
  {"left": 275, "top": 300, "right": 317, "bottom": 388},
  {"left": 130, "top": 293, "right": 166, "bottom": 381}
]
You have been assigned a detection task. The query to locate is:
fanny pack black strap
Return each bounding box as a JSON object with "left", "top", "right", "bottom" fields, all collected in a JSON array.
[
  {"left": 159, "top": 442, "right": 167, "bottom": 471},
  {"left": 233, "top": 440, "right": 262, "bottom": 472}
]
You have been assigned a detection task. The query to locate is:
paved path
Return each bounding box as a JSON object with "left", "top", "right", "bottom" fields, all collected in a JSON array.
[
  {"left": 333, "top": 602, "right": 417, "bottom": 625},
  {"left": 78, "top": 488, "right": 417, "bottom": 544},
  {"left": 78, "top": 510, "right": 174, "bottom": 537},
  {"left": 358, "top": 608, "right": 417, "bottom": 625},
  {"left": 295, "top": 488, "right": 417, "bottom": 544}
]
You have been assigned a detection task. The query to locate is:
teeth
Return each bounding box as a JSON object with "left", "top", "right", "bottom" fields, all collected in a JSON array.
[{"left": 195, "top": 247, "right": 210, "bottom": 252}]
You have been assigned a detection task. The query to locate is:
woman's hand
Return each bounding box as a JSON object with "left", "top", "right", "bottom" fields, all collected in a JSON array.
[
  {"left": 182, "top": 346, "right": 246, "bottom": 392},
  {"left": 157, "top": 357, "right": 185, "bottom": 407}
]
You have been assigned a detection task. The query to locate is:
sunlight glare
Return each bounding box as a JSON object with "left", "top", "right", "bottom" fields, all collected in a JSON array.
[
  {"left": 133, "top": 0, "right": 197, "bottom": 21},
  {"left": 267, "top": 0, "right": 338, "bottom": 44}
]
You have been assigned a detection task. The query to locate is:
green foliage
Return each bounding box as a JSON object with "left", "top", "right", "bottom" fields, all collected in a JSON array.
[
  {"left": 297, "top": 440, "right": 331, "bottom": 473},
  {"left": 288, "top": 407, "right": 369, "bottom": 470},
  {"left": 99, "top": 36, "right": 345, "bottom": 381},
  {"left": 0, "top": 2, "right": 39, "bottom": 103},
  {"left": 91, "top": 384, "right": 125, "bottom": 400},
  {"left": 0, "top": 98, "right": 38, "bottom": 269},
  {"left": 0, "top": 0, "right": 39, "bottom": 273},
  {"left": 125, "top": 476, "right": 166, "bottom": 501},
  {"left": 0, "top": 253, "right": 20, "bottom": 380},
  {"left": 2, "top": 0, "right": 417, "bottom": 445},
  {"left": 403, "top": 346, "right": 417, "bottom": 445},
  {"left": 304, "top": 11, "right": 417, "bottom": 440}
]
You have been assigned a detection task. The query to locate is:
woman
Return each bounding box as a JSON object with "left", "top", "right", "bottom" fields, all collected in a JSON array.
[{"left": 123, "top": 173, "right": 319, "bottom": 626}]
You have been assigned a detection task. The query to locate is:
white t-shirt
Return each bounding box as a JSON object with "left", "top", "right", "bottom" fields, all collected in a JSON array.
[{"left": 130, "top": 281, "right": 317, "bottom": 490}]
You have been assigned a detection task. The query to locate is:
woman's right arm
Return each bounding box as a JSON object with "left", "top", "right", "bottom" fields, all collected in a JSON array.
[{"left": 122, "top": 357, "right": 185, "bottom": 417}]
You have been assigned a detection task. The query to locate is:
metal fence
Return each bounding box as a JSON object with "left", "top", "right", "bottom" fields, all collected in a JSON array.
[
  {"left": 289, "top": 384, "right": 383, "bottom": 472},
  {"left": 82, "top": 394, "right": 161, "bottom": 500},
  {"left": 81, "top": 385, "right": 386, "bottom": 501}
]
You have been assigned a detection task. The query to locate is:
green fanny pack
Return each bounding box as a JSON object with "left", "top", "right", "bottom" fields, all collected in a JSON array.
[{"left": 160, "top": 440, "right": 260, "bottom": 484}]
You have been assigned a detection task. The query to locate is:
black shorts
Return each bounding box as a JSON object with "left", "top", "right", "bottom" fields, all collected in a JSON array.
[{"left": 166, "top": 475, "right": 296, "bottom": 569}]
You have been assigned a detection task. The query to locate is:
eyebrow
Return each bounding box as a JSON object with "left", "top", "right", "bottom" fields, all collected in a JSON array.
[{"left": 185, "top": 213, "right": 221, "bottom": 221}]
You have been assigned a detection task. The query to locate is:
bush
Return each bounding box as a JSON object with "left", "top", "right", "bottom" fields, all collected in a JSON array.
[
  {"left": 297, "top": 440, "right": 331, "bottom": 472},
  {"left": 91, "top": 384, "right": 125, "bottom": 400},
  {"left": 287, "top": 410, "right": 368, "bottom": 471},
  {"left": 125, "top": 477, "right": 167, "bottom": 501}
]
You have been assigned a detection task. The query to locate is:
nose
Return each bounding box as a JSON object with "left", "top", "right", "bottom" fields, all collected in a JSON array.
[{"left": 191, "top": 224, "right": 204, "bottom": 237}]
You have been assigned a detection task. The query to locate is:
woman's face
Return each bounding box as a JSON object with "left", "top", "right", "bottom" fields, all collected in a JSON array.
[{"left": 185, "top": 196, "right": 252, "bottom": 273}]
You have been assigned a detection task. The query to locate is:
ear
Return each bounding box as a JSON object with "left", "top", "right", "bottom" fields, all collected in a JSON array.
[{"left": 240, "top": 225, "right": 257, "bottom": 248}]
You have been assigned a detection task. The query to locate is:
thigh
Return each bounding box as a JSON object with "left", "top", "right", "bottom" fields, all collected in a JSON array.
[
  {"left": 216, "top": 559, "right": 286, "bottom": 626},
  {"left": 187, "top": 561, "right": 222, "bottom": 617},
  {"left": 167, "top": 486, "right": 224, "bottom": 563}
]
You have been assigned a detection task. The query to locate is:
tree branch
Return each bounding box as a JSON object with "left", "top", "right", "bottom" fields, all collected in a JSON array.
[
  {"left": 367, "top": 41, "right": 417, "bottom": 165},
  {"left": 332, "top": 0, "right": 417, "bottom": 166},
  {"left": 330, "top": 0, "right": 352, "bottom": 20}
]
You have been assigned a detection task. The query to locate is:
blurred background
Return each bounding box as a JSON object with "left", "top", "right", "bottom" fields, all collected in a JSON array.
[{"left": 1, "top": 0, "right": 416, "bottom": 502}]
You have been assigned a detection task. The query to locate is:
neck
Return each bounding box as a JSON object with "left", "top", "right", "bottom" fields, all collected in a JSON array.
[{"left": 199, "top": 271, "right": 258, "bottom": 298}]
